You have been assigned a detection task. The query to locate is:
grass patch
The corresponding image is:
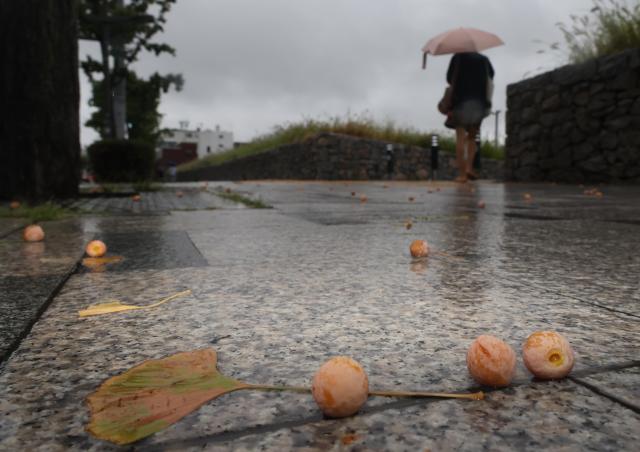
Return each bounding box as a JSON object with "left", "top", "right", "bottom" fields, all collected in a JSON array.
[
  {"left": 541, "top": 0, "right": 640, "bottom": 64},
  {"left": 132, "top": 180, "right": 162, "bottom": 193},
  {"left": 179, "top": 114, "right": 504, "bottom": 172},
  {"left": 215, "top": 190, "right": 271, "bottom": 209},
  {"left": 0, "top": 202, "right": 73, "bottom": 222}
]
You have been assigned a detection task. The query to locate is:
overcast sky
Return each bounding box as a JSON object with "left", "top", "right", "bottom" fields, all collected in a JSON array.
[{"left": 79, "top": 0, "right": 596, "bottom": 146}]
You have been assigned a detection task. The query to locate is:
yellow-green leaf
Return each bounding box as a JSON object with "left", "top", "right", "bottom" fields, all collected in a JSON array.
[
  {"left": 86, "top": 349, "right": 248, "bottom": 445},
  {"left": 78, "top": 289, "right": 192, "bottom": 317}
]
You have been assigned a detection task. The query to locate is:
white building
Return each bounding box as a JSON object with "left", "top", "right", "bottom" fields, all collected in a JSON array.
[{"left": 159, "top": 122, "right": 234, "bottom": 159}]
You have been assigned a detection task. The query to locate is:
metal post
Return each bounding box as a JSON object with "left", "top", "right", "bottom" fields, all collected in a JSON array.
[
  {"left": 430, "top": 135, "right": 439, "bottom": 180},
  {"left": 385, "top": 144, "right": 395, "bottom": 179}
]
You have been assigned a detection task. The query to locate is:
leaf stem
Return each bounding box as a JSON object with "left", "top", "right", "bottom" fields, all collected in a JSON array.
[
  {"left": 369, "top": 389, "right": 484, "bottom": 400},
  {"left": 246, "top": 384, "right": 483, "bottom": 401}
]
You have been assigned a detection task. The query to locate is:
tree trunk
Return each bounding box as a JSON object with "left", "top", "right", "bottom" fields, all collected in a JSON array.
[{"left": 0, "top": 0, "right": 81, "bottom": 201}]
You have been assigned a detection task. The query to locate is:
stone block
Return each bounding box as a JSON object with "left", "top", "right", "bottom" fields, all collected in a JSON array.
[
  {"left": 573, "top": 142, "right": 594, "bottom": 161},
  {"left": 599, "top": 131, "right": 618, "bottom": 149},
  {"left": 579, "top": 154, "right": 608, "bottom": 173},
  {"left": 604, "top": 116, "right": 631, "bottom": 130},
  {"left": 541, "top": 94, "right": 561, "bottom": 111},
  {"left": 610, "top": 71, "right": 638, "bottom": 91},
  {"left": 574, "top": 90, "right": 590, "bottom": 106}
]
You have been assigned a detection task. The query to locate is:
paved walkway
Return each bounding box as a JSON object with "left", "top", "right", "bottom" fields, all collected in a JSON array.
[{"left": 0, "top": 181, "right": 639, "bottom": 451}]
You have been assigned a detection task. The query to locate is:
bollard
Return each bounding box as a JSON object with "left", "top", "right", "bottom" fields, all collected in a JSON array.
[
  {"left": 473, "top": 132, "right": 482, "bottom": 170},
  {"left": 430, "top": 135, "right": 439, "bottom": 180},
  {"left": 385, "top": 144, "right": 395, "bottom": 179}
]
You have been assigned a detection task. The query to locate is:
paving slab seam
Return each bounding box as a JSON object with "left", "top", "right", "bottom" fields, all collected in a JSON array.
[
  {"left": 0, "top": 261, "right": 80, "bottom": 369},
  {"left": 569, "top": 376, "right": 640, "bottom": 414},
  {"left": 479, "top": 272, "right": 640, "bottom": 320},
  {"left": 0, "top": 224, "right": 25, "bottom": 240}
]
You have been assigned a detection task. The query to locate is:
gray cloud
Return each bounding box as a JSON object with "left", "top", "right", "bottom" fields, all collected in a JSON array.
[{"left": 80, "top": 0, "right": 594, "bottom": 144}]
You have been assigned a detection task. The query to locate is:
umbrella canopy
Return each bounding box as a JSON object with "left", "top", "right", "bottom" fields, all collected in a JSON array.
[{"left": 422, "top": 27, "right": 504, "bottom": 68}]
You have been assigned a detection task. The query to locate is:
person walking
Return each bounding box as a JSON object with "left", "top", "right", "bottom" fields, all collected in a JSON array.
[{"left": 446, "top": 52, "right": 494, "bottom": 182}]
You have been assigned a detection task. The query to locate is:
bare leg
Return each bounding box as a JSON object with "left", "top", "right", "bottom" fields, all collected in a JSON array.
[
  {"left": 465, "top": 126, "right": 479, "bottom": 176},
  {"left": 455, "top": 127, "right": 467, "bottom": 182}
]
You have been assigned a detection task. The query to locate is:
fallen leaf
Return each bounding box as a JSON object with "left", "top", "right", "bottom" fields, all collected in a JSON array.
[
  {"left": 86, "top": 349, "right": 248, "bottom": 445},
  {"left": 78, "top": 289, "right": 192, "bottom": 317},
  {"left": 341, "top": 433, "right": 360, "bottom": 445}
]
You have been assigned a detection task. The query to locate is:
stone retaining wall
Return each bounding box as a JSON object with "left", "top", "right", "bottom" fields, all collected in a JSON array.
[
  {"left": 178, "top": 133, "right": 504, "bottom": 182},
  {"left": 506, "top": 48, "right": 640, "bottom": 183}
]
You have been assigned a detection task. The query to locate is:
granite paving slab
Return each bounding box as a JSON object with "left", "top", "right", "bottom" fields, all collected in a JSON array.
[
  {"left": 141, "top": 380, "right": 640, "bottom": 452},
  {"left": 0, "top": 275, "right": 68, "bottom": 362},
  {"left": 78, "top": 230, "right": 208, "bottom": 273},
  {"left": 572, "top": 365, "right": 640, "bottom": 412},
  {"left": 1, "top": 181, "right": 639, "bottom": 450},
  {"left": 0, "top": 260, "right": 637, "bottom": 450}
]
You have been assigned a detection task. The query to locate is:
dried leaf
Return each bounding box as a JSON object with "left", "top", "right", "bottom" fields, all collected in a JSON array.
[
  {"left": 78, "top": 289, "right": 192, "bottom": 318},
  {"left": 86, "top": 349, "right": 249, "bottom": 445}
]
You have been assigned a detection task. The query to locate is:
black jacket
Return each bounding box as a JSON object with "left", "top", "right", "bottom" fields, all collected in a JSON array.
[{"left": 446, "top": 52, "right": 494, "bottom": 109}]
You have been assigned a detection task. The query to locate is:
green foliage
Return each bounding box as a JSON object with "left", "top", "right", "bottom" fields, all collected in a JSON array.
[
  {"left": 0, "top": 202, "right": 71, "bottom": 222},
  {"left": 179, "top": 114, "right": 503, "bottom": 172},
  {"left": 88, "top": 140, "right": 155, "bottom": 182},
  {"left": 552, "top": 0, "right": 640, "bottom": 63},
  {"left": 79, "top": 0, "right": 182, "bottom": 140},
  {"left": 86, "top": 71, "right": 182, "bottom": 146}
]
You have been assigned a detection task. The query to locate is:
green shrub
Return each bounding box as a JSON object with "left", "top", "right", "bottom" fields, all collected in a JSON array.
[
  {"left": 88, "top": 139, "right": 155, "bottom": 182},
  {"left": 554, "top": 0, "right": 640, "bottom": 63}
]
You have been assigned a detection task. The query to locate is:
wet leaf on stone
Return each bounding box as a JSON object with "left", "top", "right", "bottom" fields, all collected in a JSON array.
[
  {"left": 86, "top": 348, "right": 249, "bottom": 445},
  {"left": 78, "top": 289, "right": 192, "bottom": 317}
]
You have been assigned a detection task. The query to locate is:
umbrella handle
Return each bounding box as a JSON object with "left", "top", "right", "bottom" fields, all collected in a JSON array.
[{"left": 422, "top": 52, "right": 427, "bottom": 70}]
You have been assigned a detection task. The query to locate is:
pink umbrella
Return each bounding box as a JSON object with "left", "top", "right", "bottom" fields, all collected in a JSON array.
[{"left": 422, "top": 27, "right": 504, "bottom": 68}]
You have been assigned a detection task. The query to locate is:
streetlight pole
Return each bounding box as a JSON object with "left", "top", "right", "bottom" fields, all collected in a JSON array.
[{"left": 493, "top": 110, "right": 501, "bottom": 149}]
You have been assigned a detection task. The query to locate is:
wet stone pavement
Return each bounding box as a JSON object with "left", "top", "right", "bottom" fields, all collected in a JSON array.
[{"left": 0, "top": 181, "right": 639, "bottom": 451}]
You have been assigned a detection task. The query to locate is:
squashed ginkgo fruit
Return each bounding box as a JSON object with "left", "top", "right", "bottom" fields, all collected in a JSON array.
[
  {"left": 467, "top": 335, "right": 516, "bottom": 387},
  {"left": 312, "top": 356, "right": 369, "bottom": 418},
  {"left": 23, "top": 224, "right": 45, "bottom": 242},
  {"left": 522, "top": 331, "right": 575, "bottom": 380},
  {"left": 86, "top": 240, "right": 107, "bottom": 258},
  {"left": 410, "top": 240, "right": 429, "bottom": 258}
]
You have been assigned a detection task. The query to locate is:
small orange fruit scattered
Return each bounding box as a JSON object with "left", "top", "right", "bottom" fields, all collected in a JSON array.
[
  {"left": 23, "top": 224, "right": 45, "bottom": 242},
  {"left": 176, "top": 191, "right": 184, "bottom": 198},
  {"left": 478, "top": 200, "right": 486, "bottom": 209},
  {"left": 522, "top": 331, "right": 575, "bottom": 380},
  {"left": 351, "top": 192, "right": 356, "bottom": 197},
  {"left": 466, "top": 335, "right": 516, "bottom": 387},
  {"left": 9, "top": 201, "right": 20, "bottom": 209},
  {"left": 359, "top": 195, "right": 368, "bottom": 203},
  {"left": 312, "top": 356, "right": 369, "bottom": 418},
  {"left": 132, "top": 194, "right": 141, "bottom": 202},
  {"left": 408, "top": 197, "right": 415, "bottom": 202},
  {"left": 405, "top": 221, "right": 413, "bottom": 230},
  {"left": 523, "top": 193, "right": 532, "bottom": 201},
  {"left": 85, "top": 240, "right": 107, "bottom": 258},
  {"left": 409, "top": 239, "right": 429, "bottom": 258}
]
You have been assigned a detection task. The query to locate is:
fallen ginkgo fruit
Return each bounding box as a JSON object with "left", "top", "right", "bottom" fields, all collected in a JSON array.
[
  {"left": 522, "top": 331, "right": 575, "bottom": 380},
  {"left": 312, "top": 356, "right": 369, "bottom": 418},
  {"left": 132, "top": 194, "right": 141, "bottom": 202},
  {"left": 467, "top": 335, "right": 516, "bottom": 387},
  {"left": 23, "top": 224, "right": 45, "bottom": 242},
  {"left": 10, "top": 201, "right": 20, "bottom": 209},
  {"left": 478, "top": 200, "right": 486, "bottom": 209},
  {"left": 410, "top": 239, "right": 429, "bottom": 258},
  {"left": 85, "top": 240, "right": 107, "bottom": 258}
]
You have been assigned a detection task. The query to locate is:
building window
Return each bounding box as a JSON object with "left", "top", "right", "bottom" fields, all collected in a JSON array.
[
  {"left": 207, "top": 146, "right": 211, "bottom": 154},
  {"left": 219, "top": 135, "right": 224, "bottom": 139}
]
